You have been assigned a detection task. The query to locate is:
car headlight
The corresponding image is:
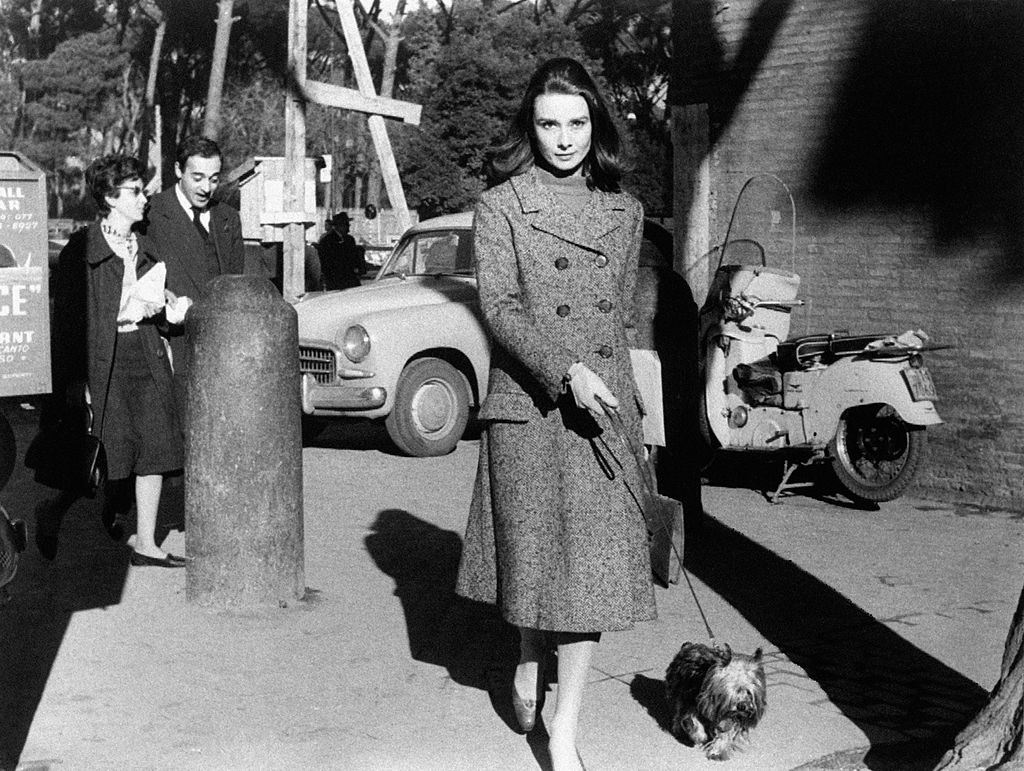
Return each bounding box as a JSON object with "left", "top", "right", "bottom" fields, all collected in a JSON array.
[{"left": 342, "top": 325, "right": 371, "bottom": 362}]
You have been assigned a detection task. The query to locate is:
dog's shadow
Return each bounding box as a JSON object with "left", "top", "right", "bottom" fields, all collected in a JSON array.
[
  {"left": 640, "top": 507, "right": 989, "bottom": 769},
  {"left": 630, "top": 674, "right": 675, "bottom": 734}
]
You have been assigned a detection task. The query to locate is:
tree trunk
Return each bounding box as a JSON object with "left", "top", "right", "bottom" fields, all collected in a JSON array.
[
  {"left": 365, "top": 0, "right": 405, "bottom": 211},
  {"left": 935, "top": 585, "right": 1024, "bottom": 769},
  {"left": 203, "top": 0, "right": 236, "bottom": 141},
  {"left": 27, "top": 0, "right": 43, "bottom": 58},
  {"left": 139, "top": 4, "right": 166, "bottom": 183}
]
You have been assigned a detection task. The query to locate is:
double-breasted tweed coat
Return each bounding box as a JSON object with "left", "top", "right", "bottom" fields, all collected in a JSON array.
[{"left": 455, "top": 167, "right": 656, "bottom": 633}]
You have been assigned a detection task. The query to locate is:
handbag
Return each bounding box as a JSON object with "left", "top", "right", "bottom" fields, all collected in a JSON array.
[
  {"left": 0, "top": 503, "right": 27, "bottom": 593},
  {"left": 600, "top": 399, "right": 684, "bottom": 587},
  {"left": 25, "top": 390, "right": 107, "bottom": 498}
]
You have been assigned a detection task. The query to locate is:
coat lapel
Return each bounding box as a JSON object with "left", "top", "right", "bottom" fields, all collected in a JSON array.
[
  {"left": 208, "top": 204, "right": 232, "bottom": 274},
  {"left": 510, "top": 167, "right": 628, "bottom": 254},
  {"left": 150, "top": 191, "right": 209, "bottom": 291}
]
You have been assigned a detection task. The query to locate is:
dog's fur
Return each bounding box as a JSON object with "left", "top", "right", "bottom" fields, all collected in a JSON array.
[{"left": 665, "top": 641, "right": 766, "bottom": 760}]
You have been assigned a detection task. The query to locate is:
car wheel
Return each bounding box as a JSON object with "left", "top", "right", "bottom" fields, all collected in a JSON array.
[{"left": 386, "top": 357, "right": 470, "bottom": 457}]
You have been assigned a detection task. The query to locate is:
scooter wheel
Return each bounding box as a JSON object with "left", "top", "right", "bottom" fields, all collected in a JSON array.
[{"left": 829, "top": 404, "right": 927, "bottom": 503}]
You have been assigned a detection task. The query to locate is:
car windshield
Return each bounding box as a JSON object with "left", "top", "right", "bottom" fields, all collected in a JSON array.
[{"left": 379, "top": 229, "right": 474, "bottom": 278}]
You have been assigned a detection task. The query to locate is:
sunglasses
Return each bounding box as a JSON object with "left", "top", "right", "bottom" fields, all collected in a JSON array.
[{"left": 117, "top": 185, "right": 146, "bottom": 197}]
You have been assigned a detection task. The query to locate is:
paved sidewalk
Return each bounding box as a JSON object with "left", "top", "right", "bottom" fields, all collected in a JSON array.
[{"left": 2, "top": 419, "right": 1022, "bottom": 770}]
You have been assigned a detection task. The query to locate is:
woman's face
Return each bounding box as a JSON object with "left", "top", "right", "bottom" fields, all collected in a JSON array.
[
  {"left": 105, "top": 177, "right": 148, "bottom": 225},
  {"left": 532, "top": 93, "right": 592, "bottom": 175}
]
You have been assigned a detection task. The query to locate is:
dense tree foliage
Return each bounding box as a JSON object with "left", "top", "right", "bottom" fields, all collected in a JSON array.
[
  {"left": 395, "top": 4, "right": 595, "bottom": 216},
  {"left": 17, "top": 28, "right": 133, "bottom": 216},
  {"left": 0, "top": 0, "right": 672, "bottom": 221}
]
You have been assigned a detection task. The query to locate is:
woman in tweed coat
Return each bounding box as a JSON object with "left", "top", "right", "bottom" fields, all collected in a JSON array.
[{"left": 455, "top": 58, "right": 654, "bottom": 771}]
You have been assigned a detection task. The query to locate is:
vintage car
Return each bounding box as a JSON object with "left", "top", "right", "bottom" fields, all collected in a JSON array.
[
  {"left": 296, "top": 212, "right": 485, "bottom": 456},
  {"left": 296, "top": 211, "right": 674, "bottom": 457}
]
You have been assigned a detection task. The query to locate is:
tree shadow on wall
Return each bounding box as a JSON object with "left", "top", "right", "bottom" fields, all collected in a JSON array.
[{"left": 808, "top": 0, "right": 1024, "bottom": 282}]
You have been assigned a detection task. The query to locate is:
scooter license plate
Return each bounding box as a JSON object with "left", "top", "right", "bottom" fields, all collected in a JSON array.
[{"left": 902, "top": 367, "right": 938, "bottom": 402}]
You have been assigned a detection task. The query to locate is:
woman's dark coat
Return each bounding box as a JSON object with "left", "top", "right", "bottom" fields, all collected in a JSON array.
[
  {"left": 51, "top": 225, "right": 178, "bottom": 445},
  {"left": 455, "top": 168, "right": 656, "bottom": 633}
]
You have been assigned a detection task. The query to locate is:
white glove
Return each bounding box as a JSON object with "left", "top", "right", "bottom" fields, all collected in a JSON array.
[{"left": 567, "top": 362, "right": 618, "bottom": 417}]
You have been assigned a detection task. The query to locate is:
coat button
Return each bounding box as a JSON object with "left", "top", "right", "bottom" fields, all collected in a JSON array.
[
  {"left": 554, "top": 257, "right": 569, "bottom": 270},
  {"left": 556, "top": 304, "right": 571, "bottom": 317},
  {"left": 594, "top": 254, "right": 609, "bottom": 268},
  {"left": 596, "top": 299, "right": 613, "bottom": 313},
  {"left": 598, "top": 345, "right": 613, "bottom": 358}
]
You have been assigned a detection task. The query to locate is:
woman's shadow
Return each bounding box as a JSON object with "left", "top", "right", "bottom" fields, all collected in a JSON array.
[{"left": 364, "top": 509, "right": 533, "bottom": 737}]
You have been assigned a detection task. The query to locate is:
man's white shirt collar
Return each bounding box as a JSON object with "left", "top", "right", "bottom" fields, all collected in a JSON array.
[{"left": 175, "top": 184, "right": 211, "bottom": 229}]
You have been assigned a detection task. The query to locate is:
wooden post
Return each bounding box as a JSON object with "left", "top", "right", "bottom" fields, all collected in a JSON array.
[
  {"left": 281, "top": 0, "right": 421, "bottom": 299},
  {"left": 283, "top": 0, "right": 308, "bottom": 304},
  {"left": 336, "top": 0, "right": 413, "bottom": 233},
  {"left": 672, "top": 103, "right": 711, "bottom": 307}
]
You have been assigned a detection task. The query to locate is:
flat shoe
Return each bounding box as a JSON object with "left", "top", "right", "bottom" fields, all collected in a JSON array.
[
  {"left": 130, "top": 551, "right": 185, "bottom": 568},
  {"left": 511, "top": 683, "right": 537, "bottom": 733}
]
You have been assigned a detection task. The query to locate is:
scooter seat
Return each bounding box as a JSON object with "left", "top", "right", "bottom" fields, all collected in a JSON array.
[{"left": 776, "top": 332, "right": 890, "bottom": 370}]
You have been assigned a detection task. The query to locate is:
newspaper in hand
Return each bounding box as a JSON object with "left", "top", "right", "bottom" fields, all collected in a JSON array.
[{"left": 116, "top": 261, "right": 192, "bottom": 325}]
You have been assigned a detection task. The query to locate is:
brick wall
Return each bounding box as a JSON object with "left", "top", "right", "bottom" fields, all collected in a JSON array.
[{"left": 674, "top": 0, "right": 1024, "bottom": 507}]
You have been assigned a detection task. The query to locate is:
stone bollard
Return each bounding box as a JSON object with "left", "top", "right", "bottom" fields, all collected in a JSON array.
[{"left": 184, "top": 275, "right": 304, "bottom": 607}]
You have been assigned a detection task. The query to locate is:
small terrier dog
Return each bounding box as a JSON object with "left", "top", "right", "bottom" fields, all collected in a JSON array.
[{"left": 665, "top": 641, "right": 766, "bottom": 760}]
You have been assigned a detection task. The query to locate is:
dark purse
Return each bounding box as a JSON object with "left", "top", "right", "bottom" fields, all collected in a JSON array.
[
  {"left": 599, "top": 399, "right": 684, "bottom": 587},
  {"left": 25, "top": 387, "right": 107, "bottom": 498}
]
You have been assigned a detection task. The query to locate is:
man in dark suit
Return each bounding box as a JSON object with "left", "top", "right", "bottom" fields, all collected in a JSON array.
[
  {"left": 317, "top": 211, "right": 365, "bottom": 290},
  {"left": 141, "top": 136, "right": 245, "bottom": 541},
  {"left": 142, "top": 136, "right": 244, "bottom": 398}
]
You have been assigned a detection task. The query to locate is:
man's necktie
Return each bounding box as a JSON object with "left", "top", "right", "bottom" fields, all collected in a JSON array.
[{"left": 192, "top": 207, "right": 209, "bottom": 239}]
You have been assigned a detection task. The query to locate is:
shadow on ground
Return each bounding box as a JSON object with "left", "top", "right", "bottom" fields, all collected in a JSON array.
[
  {"left": 0, "top": 402, "right": 132, "bottom": 770},
  {"left": 629, "top": 482, "right": 985, "bottom": 770},
  {"left": 303, "top": 416, "right": 483, "bottom": 455},
  {"left": 702, "top": 451, "right": 880, "bottom": 511},
  {"left": 363, "top": 508, "right": 523, "bottom": 732}
]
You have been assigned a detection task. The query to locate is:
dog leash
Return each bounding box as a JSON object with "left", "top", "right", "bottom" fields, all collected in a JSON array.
[{"left": 596, "top": 398, "right": 718, "bottom": 643}]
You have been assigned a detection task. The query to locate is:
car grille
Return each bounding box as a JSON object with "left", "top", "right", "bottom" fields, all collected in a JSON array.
[{"left": 299, "top": 346, "right": 336, "bottom": 384}]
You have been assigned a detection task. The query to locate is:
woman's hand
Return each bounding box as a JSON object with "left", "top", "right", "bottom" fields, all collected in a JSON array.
[
  {"left": 567, "top": 362, "right": 618, "bottom": 417},
  {"left": 164, "top": 289, "right": 193, "bottom": 325}
]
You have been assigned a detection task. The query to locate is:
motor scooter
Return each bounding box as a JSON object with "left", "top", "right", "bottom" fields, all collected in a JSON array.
[{"left": 698, "top": 176, "right": 943, "bottom": 503}]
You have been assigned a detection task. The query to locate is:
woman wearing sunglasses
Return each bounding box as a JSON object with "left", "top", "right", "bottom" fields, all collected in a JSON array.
[{"left": 36, "top": 154, "right": 185, "bottom": 567}]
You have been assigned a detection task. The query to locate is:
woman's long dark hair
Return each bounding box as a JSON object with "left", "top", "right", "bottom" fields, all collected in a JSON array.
[{"left": 489, "top": 58, "right": 624, "bottom": 192}]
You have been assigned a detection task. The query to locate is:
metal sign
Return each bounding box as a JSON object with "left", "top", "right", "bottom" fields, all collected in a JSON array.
[{"left": 0, "top": 152, "right": 51, "bottom": 396}]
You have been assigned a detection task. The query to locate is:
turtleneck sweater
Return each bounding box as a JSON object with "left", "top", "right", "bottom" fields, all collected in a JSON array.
[{"left": 535, "top": 165, "right": 592, "bottom": 215}]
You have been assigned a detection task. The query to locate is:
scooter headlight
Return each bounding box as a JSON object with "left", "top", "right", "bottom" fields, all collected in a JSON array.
[
  {"left": 908, "top": 353, "right": 924, "bottom": 369},
  {"left": 342, "top": 325, "right": 371, "bottom": 362}
]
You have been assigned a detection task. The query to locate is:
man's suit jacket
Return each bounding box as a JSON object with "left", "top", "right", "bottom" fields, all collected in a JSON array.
[
  {"left": 140, "top": 187, "right": 245, "bottom": 399},
  {"left": 142, "top": 186, "right": 244, "bottom": 300}
]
